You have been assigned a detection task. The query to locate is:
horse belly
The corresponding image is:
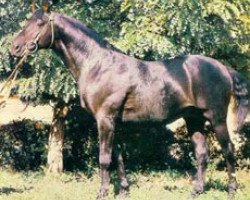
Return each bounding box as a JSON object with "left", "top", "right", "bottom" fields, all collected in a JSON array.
[{"left": 122, "top": 88, "right": 166, "bottom": 122}]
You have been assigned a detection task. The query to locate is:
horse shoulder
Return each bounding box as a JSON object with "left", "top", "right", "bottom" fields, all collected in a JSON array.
[{"left": 79, "top": 62, "right": 133, "bottom": 115}]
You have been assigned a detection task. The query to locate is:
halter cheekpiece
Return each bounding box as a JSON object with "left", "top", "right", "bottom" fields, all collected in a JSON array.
[{"left": 25, "top": 13, "right": 55, "bottom": 54}]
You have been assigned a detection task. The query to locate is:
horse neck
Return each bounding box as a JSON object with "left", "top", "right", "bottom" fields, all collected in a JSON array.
[{"left": 52, "top": 13, "right": 111, "bottom": 81}]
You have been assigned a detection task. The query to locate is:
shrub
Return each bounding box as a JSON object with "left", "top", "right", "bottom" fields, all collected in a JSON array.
[{"left": 0, "top": 119, "right": 49, "bottom": 171}]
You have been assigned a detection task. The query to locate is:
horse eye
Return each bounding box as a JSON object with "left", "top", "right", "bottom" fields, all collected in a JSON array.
[{"left": 37, "top": 19, "right": 45, "bottom": 26}]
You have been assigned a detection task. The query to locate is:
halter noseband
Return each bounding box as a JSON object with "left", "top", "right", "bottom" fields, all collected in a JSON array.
[{"left": 25, "top": 13, "right": 55, "bottom": 54}]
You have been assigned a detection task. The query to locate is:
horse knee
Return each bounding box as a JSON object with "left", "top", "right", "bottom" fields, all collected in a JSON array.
[
  {"left": 192, "top": 133, "right": 208, "bottom": 163},
  {"left": 99, "top": 153, "right": 112, "bottom": 168}
]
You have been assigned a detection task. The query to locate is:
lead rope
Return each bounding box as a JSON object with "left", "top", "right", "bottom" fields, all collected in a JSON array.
[{"left": 0, "top": 52, "right": 29, "bottom": 108}]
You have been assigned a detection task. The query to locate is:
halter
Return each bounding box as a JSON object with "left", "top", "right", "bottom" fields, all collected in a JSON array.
[
  {"left": 25, "top": 13, "right": 55, "bottom": 54},
  {"left": 0, "top": 14, "right": 55, "bottom": 108}
]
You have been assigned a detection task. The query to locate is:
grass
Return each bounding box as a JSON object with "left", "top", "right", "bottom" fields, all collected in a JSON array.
[{"left": 0, "top": 169, "right": 249, "bottom": 200}]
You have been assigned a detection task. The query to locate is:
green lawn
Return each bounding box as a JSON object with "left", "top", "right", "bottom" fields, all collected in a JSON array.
[{"left": 0, "top": 169, "right": 249, "bottom": 200}]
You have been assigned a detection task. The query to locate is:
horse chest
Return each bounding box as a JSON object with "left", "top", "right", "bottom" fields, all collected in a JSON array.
[{"left": 79, "top": 84, "right": 107, "bottom": 114}]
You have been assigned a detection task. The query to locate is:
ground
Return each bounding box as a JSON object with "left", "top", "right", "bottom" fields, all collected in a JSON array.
[{"left": 0, "top": 169, "right": 250, "bottom": 200}]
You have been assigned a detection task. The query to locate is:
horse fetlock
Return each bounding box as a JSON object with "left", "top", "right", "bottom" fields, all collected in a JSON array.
[
  {"left": 192, "top": 181, "right": 205, "bottom": 196},
  {"left": 228, "top": 180, "right": 238, "bottom": 194},
  {"left": 228, "top": 192, "right": 236, "bottom": 200},
  {"left": 119, "top": 178, "right": 129, "bottom": 196},
  {"left": 96, "top": 187, "right": 109, "bottom": 200},
  {"left": 120, "top": 178, "right": 129, "bottom": 189},
  {"left": 118, "top": 187, "right": 129, "bottom": 198}
]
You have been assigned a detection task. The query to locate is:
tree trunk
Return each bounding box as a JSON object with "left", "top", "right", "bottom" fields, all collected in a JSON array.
[{"left": 47, "top": 102, "right": 68, "bottom": 173}]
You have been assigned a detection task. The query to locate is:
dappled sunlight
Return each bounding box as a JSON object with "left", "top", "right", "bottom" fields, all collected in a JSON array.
[{"left": 0, "top": 96, "right": 52, "bottom": 125}]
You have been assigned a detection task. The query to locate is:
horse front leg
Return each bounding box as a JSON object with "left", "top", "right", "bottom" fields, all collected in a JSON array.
[{"left": 96, "top": 113, "right": 115, "bottom": 199}]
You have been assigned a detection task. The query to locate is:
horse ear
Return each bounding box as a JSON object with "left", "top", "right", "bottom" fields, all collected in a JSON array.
[
  {"left": 32, "top": 0, "right": 36, "bottom": 13},
  {"left": 42, "top": 0, "right": 50, "bottom": 13}
]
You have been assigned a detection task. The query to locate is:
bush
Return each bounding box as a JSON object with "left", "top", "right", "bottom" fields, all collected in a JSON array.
[{"left": 0, "top": 119, "right": 49, "bottom": 171}]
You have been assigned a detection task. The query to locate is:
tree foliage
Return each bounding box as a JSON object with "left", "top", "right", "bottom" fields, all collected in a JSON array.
[
  {"left": 0, "top": 0, "right": 249, "bottom": 105},
  {"left": 116, "top": 0, "right": 250, "bottom": 68}
]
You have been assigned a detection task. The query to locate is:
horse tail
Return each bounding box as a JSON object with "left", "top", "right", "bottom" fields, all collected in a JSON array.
[{"left": 227, "top": 69, "right": 249, "bottom": 133}]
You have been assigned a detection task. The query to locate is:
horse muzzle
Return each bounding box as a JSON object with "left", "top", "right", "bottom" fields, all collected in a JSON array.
[{"left": 11, "top": 41, "right": 25, "bottom": 58}]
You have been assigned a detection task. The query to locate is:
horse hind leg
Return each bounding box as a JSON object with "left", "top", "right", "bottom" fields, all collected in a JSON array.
[
  {"left": 213, "top": 121, "right": 237, "bottom": 200},
  {"left": 114, "top": 144, "right": 129, "bottom": 196},
  {"left": 185, "top": 117, "right": 208, "bottom": 197}
]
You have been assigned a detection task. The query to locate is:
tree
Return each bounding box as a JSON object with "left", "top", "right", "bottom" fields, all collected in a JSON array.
[{"left": 114, "top": 0, "right": 250, "bottom": 76}]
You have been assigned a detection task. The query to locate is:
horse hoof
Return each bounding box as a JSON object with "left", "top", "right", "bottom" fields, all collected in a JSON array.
[
  {"left": 187, "top": 189, "right": 203, "bottom": 200},
  {"left": 228, "top": 193, "right": 235, "bottom": 200},
  {"left": 117, "top": 188, "right": 129, "bottom": 199},
  {"left": 228, "top": 181, "right": 237, "bottom": 200},
  {"left": 96, "top": 189, "right": 108, "bottom": 200},
  {"left": 228, "top": 188, "right": 237, "bottom": 200}
]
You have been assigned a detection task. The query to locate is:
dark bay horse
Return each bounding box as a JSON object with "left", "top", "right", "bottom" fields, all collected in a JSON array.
[{"left": 11, "top": 8, "right": 249, "bottom": 199}]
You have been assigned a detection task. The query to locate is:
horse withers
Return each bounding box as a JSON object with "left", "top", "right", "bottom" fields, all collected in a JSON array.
[{"left": 10, "top": 6, "right": 249, "bottom": 200}]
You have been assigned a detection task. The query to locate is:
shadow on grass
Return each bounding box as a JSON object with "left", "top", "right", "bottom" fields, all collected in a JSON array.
[
  {"left": 0, "top": 187, "right": 24, "bottom": 195},
  {"left": 111, "top": 168, "right": 191, "bottom": 195},
  {"left": 205, "top": 178, "right": 227, "bottom": 192},
  {"left": 0, "top": 186, "right": 33, "bottom": 195}
]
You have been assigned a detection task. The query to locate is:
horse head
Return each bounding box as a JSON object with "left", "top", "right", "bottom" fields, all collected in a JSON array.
[{"left": 11, "top": 1, "right": 54, "bottom": 58}]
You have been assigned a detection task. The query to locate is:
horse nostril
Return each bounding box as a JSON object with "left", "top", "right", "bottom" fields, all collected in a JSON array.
[
  {"left": 14, "top": 44, "right": 20, "bottom": 50},
  {"left": 13, "top": 42, "right": 22, "bottom": 52}
]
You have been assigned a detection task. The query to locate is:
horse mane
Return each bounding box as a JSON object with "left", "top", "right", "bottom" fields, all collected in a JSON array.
[
  {"left": 60, "top": 15, "right": 106, "bottom": 44},
  {"left": 57, "top": 13, "right": 123, "bottom": 53}
]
